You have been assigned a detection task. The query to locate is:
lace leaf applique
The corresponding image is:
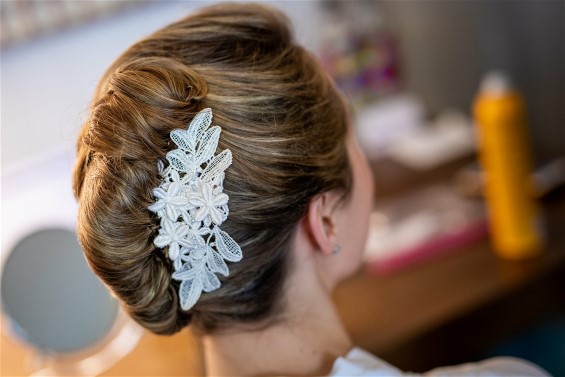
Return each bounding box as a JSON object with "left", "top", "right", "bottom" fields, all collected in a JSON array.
[
  {"left": 178, "top": 277, "right": 203, "bottom": 311},
  {"left": 206, "top": 247, "right": 229, "bottom": 276},
  {"left": 196, "top": 126, "right": 221, "bottom": 165},
  {"left": 188, "top": 108, "right": 212, "bottom": 143},
  {"left": 214, "top": 226, "right": 243, "bottom": 262},
  {"left": 149, "top": 108, "right": 242, "bottom": 311},
  {"left": 201, "top": 149, "right": 232, "bottom": 182},
  {"left": 170, "top": 129, "right": 195, "bottom": 153}
]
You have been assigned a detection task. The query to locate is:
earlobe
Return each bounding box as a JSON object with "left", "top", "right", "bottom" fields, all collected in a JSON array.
[{"left": 305, "top": 192, "right": 338, "bottom": 257}]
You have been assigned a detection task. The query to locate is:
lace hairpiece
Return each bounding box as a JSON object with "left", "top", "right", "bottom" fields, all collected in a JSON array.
[{"left": 148, "top": 108, "right": 242, "bottom": 311}]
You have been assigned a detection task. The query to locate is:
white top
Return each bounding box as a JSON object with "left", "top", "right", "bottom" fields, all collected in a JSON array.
[{"left": 328, "top": 347, "right": 551, "bottom": 376}]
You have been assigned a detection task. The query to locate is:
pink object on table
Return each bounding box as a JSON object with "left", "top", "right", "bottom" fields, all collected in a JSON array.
[{"left": 366, "top": 218, "right": 489, "bottom": 276}]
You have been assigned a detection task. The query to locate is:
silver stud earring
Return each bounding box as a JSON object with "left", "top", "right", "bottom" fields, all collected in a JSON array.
[{"left": 332, "top": 243, "right": 341, "bottom": 256}]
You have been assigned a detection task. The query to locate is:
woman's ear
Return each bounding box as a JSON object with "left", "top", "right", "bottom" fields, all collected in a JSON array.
[{"left": 305, "top": 191, "right": 341, "bottom": 257}]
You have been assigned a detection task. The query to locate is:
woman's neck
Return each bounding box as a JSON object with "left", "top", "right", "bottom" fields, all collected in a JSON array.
[{"left": 201, "top": 254, "right": 353, "bottom": 376}]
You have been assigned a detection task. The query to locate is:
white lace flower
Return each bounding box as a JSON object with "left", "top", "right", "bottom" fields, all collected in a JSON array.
[
  {"left": 148, "top": 181, "right": 189, "bottom": 222},
  {"left": 189, "top": 180, "right": 229, "bottom": 226},
  {"left": 154, "top": 220, "right": 191, "bottom": 261},
  {"left": 185, "top": 220, "right": 210, "bottom": 247},
  {"left": 149, "top": 108, "right": 243, "bottom": 311}
]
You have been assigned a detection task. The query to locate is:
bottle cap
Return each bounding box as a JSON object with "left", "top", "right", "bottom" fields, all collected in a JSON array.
[{"left": 480, "top": 71, "right": 513, "bottom": 96}]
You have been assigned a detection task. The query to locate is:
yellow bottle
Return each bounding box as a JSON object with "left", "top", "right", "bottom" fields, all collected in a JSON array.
[{"left": 473, "top": 72, "right": 544, "bottom": 260}]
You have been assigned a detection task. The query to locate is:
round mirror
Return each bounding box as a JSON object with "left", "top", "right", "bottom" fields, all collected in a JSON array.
[{"left": 1, "top": 228, "right": 119, "bottom": 354}]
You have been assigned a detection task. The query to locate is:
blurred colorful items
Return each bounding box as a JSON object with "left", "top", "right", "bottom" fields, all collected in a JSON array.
[
  {"left": 319, "top": 0, "right": 400, "bottom": 107},
  {"left": 364, "top": 185, "right": 487, "bottom": 276},
  {"left": 0, "top": 0, "right": 146, "bottom": 49},
  {"left": 355, "top": 94, "right": 476, "bottom": 165},
  {"left": 385, "top": 109, "right": 476, "bottom": 170}
]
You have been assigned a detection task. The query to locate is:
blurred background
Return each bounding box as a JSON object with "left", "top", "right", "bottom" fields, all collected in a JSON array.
[{"left": 2, "top": 0, "right": 564, "bottom": 376}]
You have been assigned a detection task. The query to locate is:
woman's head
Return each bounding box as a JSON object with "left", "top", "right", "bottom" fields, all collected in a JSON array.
[{"left": 73, "top": 3, "right": 372, "bottom": 336}]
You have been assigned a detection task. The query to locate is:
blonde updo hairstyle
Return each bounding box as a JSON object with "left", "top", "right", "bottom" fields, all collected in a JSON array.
[{"left": 72, "top": 3, "right": 353, "bottom": 336}]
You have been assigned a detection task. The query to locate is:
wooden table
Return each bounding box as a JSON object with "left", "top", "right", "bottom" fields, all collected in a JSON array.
[{"left": 1, "top": 319, "right": 205, "bottom": 376}]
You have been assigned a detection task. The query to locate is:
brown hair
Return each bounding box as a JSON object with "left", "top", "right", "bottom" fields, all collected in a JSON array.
[{"left": 72, "top": 3, "right": 353, "bottom": 336}]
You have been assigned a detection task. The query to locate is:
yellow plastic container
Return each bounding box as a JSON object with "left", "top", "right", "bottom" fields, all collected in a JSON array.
[{"left": 473, "top": 72, "right": 544, "bottom": 260}]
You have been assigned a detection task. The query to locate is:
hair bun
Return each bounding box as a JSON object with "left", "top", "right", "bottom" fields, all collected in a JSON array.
[
  {"left": 74, "top": 3, "right": 353, "bottom": 337},
  {"left": 86, "top": 57, "right": 208, "bottom": 160},
  {"left": 110, "top": 57, "right": 208, "bottom": 106}
]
